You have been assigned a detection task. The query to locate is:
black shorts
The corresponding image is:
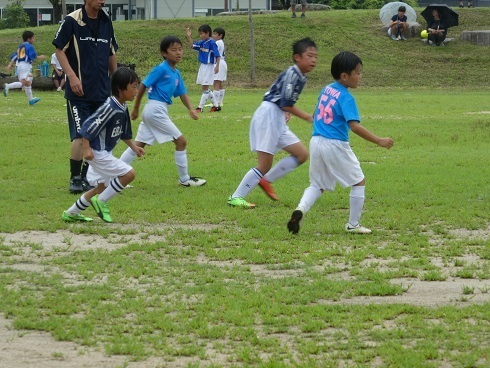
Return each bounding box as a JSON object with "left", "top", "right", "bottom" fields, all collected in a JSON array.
[
  {"left": 52, "top": 69, "right": 65, "bottom": 83},
  {"left": 67, "top": 100, "right": 105, "bottom": 141}
]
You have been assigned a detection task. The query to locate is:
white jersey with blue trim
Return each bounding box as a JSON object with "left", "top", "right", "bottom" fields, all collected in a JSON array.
[
  {"left": 81, "top": 97, "right": 132, "bottom": 152},
  {"left": 263, "top": 65, "right": 307, "bottom": 108}
]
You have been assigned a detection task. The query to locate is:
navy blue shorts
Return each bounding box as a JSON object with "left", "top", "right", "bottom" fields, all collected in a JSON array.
[{"left": 67, "top": 100, "right": 104, "bottom": 141}]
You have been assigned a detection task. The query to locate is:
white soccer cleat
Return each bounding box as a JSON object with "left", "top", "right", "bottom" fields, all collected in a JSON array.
[
  {"left": 179, "top": 176, "right": 207, "bottom": 187},
  {"left": 345, "top": 222, "right": 372, "bottom": 234}
]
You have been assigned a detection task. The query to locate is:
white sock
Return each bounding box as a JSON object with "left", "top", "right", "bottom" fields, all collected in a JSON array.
[
  {"left": 24, "top": 86, "right": 33, "bottom": 100},
  {"left": 199, "top": 91, "right": 209, "bottom": 108},
  {"left": 7, "top": 82, "right": 22, "bottom": 89},
  {"left": 297, "top": 186, "right": 322, "bottom": 214},
  {"left": 232, "top": 168, "right": 262, "bottom": 198},
  {"left": 207, "top": 90, "right": 218, "bottom": 107},
  {"left": 66, "top": 194, "right": 91, "bottom": 215},
  {"left": 264, "top": 156, "right": 300, "bottom": 183},
  {"left": 98, "top": 177, "right": 124, "bottom": 202},
  {"left": 349, "top": 186, "right": 365, "bottom": 226},
  {"left": 220, "top": 89, "right": 225, "bottom": 105},
  {"left": 120, "top": 147, "right": 137, "bottom": 164},
  {"left": 214, "top": 90, "right": 221, "bottom": 105},
  {"left": 175, "top": 150, "right": 189, "bottom": 182}
]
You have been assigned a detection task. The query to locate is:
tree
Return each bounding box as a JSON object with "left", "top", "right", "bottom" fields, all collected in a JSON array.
[
  {"left": 48, "top": 0, "right": 63, "bottom": 24},
  {"left": 0, "top": 0, "right": 29, "bottom": 30}
]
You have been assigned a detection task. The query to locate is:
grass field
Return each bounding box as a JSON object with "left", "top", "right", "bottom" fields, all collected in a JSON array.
[{"left": 0, "top": 8, "right": 489, "bottom": 368}]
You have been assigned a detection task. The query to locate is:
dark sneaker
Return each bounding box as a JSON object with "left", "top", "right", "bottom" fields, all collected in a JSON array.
[
  {"left": 179, "top": 177, "right": 207, "bottom": 187},
  {"left": 91, "top": 194, "right": 113, "bottom": 223},
  {"left": 82, "top": 178, "right": 95, "bottom": 192},
  {"left": 292, "top": 13, "right": 297, "bottom": 18},
  {"left": 301, "top": 13, "right": 305, "bottom": 18},
  {"left": 209, "top": 106, "right": 220, "bottom": 112},
  {"left": 69, "top": 175, "right": 84, "bottom": 194},
  {"left": 62, "top": 211, "right": 93, "bottom": 222},
  {"left": 287, "top": 210, "right": 303, "bottom": 234},
  {"left": 195, "top": 107, "right": 203, "bottom": 113}
]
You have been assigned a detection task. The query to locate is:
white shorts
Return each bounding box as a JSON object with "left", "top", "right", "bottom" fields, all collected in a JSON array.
[
  {"left": 214, "top": 59, "right": 227, "bottom": 82},
  {"left": 196, "top": 63, "right": 215, "bottom": 86},
  {"left": 135, "top": 100, "right": 182, "bottom": 145},
  {"left": 249, "top": 101, "right": 300, "bottom": 154},
  {"left": 86, "top": 150, "right": 133, "bottom": 186},
  {"left": 308, "top": 136, "right": 364, "bottom": 191},
  {"left": 17, "top": 62, "right": 33, "bottom": 81}
]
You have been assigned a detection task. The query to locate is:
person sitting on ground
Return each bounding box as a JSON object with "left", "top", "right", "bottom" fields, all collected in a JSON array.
[
  {"left": 51, "top": 52, "right": 65, "bottom": 91},
  {"left": 427, "top": 9, "right": 447, "bottom": 46},
  {"left": 388, "top": 6, "right": 409, "bottom": 41}
]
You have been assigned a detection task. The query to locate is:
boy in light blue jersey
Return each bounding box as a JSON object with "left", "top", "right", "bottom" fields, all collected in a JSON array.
[
  {"left": 120, "top": 36, "right": 206, "bottom": 188},
  {"left": 62, "top": 67, "right": 145, "bottom": 223},
  {"left": 287, "top": 51, "right": 394, "bottom": 235},
  {"left": 227, "top": 38, "right": 318, "bottom": 209},
  {"left": 185, "top": 24, "right": 221, "bottom": 112},
  {"left": 4, "top": 30, "right": 46, "bottom": 105}
]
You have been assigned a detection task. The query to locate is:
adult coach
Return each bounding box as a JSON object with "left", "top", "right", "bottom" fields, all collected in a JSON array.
[{"left": 53, "top": 0, "right": 118, "bottom": 194}]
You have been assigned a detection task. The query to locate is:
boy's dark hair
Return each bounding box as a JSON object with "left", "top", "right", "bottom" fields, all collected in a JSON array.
[
  {"left": 398, "top": 6, "right": 406, "bottom": 12},
  {"left": 292, "top": 37, "right": 317, "bottom": 61},
  {"left": 160, "top": 36, "right": 182, "bottom": 57},
  {"left": 198, "top": 24, "right": 212, "bottom": 35},
  {"left": 22, "top": 30, "right": 34, "bottom": 42},
  {"left": 331, "top": 51, "right": 362, "bottom": 80},
  {"left": 213, "top": 27, "right": 225, "bottom": 39},
  {"left": 111, "top": 67, "right": 139, "bottom": 97}
]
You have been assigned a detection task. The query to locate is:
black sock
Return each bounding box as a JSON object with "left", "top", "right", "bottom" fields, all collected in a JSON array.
[
  {"left": 70, "top": 159, "right": 83, "bottom": 178},
  {"left": 81, "top": 161, "right": 89, "bottom": 179}
]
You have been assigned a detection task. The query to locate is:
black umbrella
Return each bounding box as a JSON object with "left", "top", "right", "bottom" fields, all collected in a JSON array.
[{"left": 421, "top": 4, "right": 459, "bottom": 29}]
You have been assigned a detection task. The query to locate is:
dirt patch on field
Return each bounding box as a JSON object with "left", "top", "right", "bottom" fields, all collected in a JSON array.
[{"left": 0, "top": 228, "right": 488, "bottom": 367}]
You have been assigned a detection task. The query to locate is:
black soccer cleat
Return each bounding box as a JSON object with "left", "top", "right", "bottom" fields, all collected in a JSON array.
[{"left": 287, "top": 210, "right": 303, "bottom": 234}]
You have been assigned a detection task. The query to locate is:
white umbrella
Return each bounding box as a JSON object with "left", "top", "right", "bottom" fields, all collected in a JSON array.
[{"left": 379, "top": 2, "right": 417, "bottom": 26}]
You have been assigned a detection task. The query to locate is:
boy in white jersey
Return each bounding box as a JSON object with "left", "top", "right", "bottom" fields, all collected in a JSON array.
[
  {"left": 287, "top": 51, "right": 394, "bottom": 235},
  {"left": 3, "top": 30, "right": 46, "bottom": 105},
  {"left": 62, "top": 67, "right": 145, "bottom": 223},
  {"left": 212, "top": 27, "right": 227, "bottom": 109},
  {"left": 119, "top": 36, "right": 206, "bottom": 188},
  {"left": 227, "top": 38, "right": 318, "bottom": 209}
]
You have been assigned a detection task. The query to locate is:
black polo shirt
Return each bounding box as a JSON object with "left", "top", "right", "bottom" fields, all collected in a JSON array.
[{"left": 53, "top": 7, "right": 118, "bottom": 102}]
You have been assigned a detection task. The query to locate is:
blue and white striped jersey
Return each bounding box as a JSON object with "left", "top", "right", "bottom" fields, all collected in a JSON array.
[
  {"left": 192, "top": 38, "right": 220, "bottom": 64},
  {"left": 263, "top": 65, "right": 307, "bottom": 108},
  {"left": 81, "top": 97, "right": 132, "bottom": 152},
  {"left": 52, "top": 6, "right": 118, "bottom": 102}
]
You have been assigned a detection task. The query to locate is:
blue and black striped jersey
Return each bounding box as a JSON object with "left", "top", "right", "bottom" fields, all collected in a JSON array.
[
  {"left": 81, "top": 97, "right": 132, "bottom": 152},
  {"left": 263, "top": 65, "right": 307, "bottom": 108}
]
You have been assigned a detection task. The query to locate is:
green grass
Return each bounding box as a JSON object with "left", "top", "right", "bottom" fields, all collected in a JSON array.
[
  {"left": 1, "top": 8, "right": 489, "bottom": 89},
  {"left": 0, "top": 8, "right": 489, "bottom": 368}
]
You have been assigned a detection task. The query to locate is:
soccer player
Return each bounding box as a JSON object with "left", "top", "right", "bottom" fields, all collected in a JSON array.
[
  {"left": 3, "top": 30, "right": 46, "bottom": 105},
  {"left": 185, "top": 24, "right": 221, "bottom": 112},
  {"left": 227, "top": 37, "right": 318, "bottom": 208},
  {"left": 119, "top": 36, "right": 206, "bottom": 188},
  {"left": 212, "top": 27, "right": 227, "bottom": 109},
  {"left": 53, "top": 0, "right": 118, "bottom": 194},
  {"left": 62, "top": 67, "right": 144, "bottom": 223},
  {"left": 287, "top": 51, "right": 394, "bottom": 235}
]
